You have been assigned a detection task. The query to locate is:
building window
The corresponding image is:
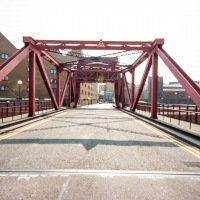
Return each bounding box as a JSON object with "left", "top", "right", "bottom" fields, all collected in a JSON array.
[
  {"left": 2, "top": 76, "right": 9, "bottom": 81},
  {"left": 85, "top": 84, "right": 86, "bottom": 87},
  {"left": 85, "top": 91, "right": 86, "bottom": 94},
  {"left": 50, "top": 79, "right": 56, "bottom": 84},
  {"left": 51, "top": 69, "right": 56, "bottom": 74},
  {"left": 27, "top": 67, "right": 29, "bottom": 71},
  {"left": 0, "top": 86, "right": 8, "bottom": 91},
  {"left": 0, "top": 53, "right": 9, "bottom": 59},
  {"left": 82, "top": 90, "right": 83, "bottom": 94},
  {"left": 27, "top": 77, "right": 29, "bottom": 82}
]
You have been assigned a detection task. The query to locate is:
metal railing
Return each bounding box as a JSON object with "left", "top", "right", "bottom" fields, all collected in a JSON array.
[
  {"left": 0, "top": 101, "right": 54, "bottom": 124},
  {"left": 134, "top": 103, "right": 200, "bottom": 129}
]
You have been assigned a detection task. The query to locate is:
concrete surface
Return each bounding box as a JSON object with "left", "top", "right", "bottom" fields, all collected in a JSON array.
[{"left": 0, "top": 103, "right": 200, "bottom": 199}]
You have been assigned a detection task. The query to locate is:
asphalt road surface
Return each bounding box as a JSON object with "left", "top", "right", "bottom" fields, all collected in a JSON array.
[{"left": 0, "top": 103, "right": 200, "bottom": 199}]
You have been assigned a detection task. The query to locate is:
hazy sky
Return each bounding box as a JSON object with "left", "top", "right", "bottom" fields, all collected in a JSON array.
[{"left": 1, "top": 0, "right": 200, "bottom": 84}]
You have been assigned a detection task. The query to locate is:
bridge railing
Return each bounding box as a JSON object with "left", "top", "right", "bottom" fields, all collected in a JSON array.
[
  {"left": 0, "top": 101, "right": 54, "bottom": 124},
  {"left": 134, "top": 103, "right": 200, "bottom": 130}
]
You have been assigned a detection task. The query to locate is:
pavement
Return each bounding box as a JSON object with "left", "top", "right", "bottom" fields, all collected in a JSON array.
[{"left": 0, "top": 103, "right": 200, "bottom": 199}]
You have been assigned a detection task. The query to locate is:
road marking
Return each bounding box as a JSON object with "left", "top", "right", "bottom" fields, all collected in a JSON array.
[
  {"left": 0, "top": 169, "right": 200, "bottom": 178},
  {"left": 0, "top": 111, "right": 69, "bottom": 141},
  {"left": 123, "top": 112, "right": 200, "bottom": 159},
  {"left": 57, "top": 177, "right": 71, "bottom": 200}
]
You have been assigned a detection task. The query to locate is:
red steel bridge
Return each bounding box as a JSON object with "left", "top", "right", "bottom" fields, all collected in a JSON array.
[{"left": 0, "top": 37, "right": 200, "bottom": 118}]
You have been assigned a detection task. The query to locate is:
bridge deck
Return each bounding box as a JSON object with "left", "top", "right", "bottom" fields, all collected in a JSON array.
[{"left": 0, "top": 104, "right": 200, "bottom": 199}]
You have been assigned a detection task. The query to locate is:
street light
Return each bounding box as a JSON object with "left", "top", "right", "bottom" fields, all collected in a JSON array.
[{"left": 17, "top": 80, "right": 23, "bottom": 100}]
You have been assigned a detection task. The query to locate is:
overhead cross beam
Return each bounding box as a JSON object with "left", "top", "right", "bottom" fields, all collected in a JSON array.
[{"left": 29, "top": 39, "right": 154, "bottom": 51}]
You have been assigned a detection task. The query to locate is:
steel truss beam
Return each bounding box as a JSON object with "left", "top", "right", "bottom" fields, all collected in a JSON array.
[
  {"left": 28, "top": 51, "right": 36, "bottom": 117},
  {"left": 67, "top": 73, "right": 79, "bottom": 108},
  {"left": 60, "top": 73, "right": 71, "bottom": 107},
  {"left": 1, "top": 36, "right": 199, "bottom": 120},
  {"left": 0, "top": 45, "right": 31, "bottom": 81},
  {"left": 122, "top": 73, "right": 131, "bottom": 107},
  {"left": 36, "top": 53, "right": 59, "bottom": 110},
  {"left": 131, "top": 56, "right": 152, "bottom": 111},
  {"left": 114, "top": 74, "right": 125, "bottom": 108},
  {"left": 157, "top": 47, "right": 200, "bottom": 109},
  {"left": 76, "top": 71, "right": 119, "bottom": 83}
]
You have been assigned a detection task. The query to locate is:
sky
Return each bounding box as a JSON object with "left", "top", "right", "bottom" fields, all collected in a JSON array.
[{"left": 1, "top": 0, "right": 200, "bottom": 84}]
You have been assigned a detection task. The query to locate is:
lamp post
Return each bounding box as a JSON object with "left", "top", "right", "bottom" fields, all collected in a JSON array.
[{"left": 17, "top": 80, "right": 23, "bottom": 100}]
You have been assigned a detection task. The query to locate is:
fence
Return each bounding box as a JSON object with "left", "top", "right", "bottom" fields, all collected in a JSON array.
[
  {"left": 134, "top": 103, "right": 200, "bottom": 129},
  {"left": 0, "top": 101, "right": 54, "bottom": 124}
]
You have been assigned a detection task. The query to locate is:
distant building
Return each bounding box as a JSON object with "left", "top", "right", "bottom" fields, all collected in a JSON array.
[
  {"left": 162, "top": 81, "right": 200, "bottom": 104},
  {"left": 98, "top": 83, "right": 114, "bottom": 102}
]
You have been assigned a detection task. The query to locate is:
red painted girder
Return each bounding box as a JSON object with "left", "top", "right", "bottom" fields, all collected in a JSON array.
[
  {"left": 157, "top": 47, "right": 200, "bottom": 109},
  {"left": 123, "top": 73, "right": 131, "bottom": 107},
  {"left": 23, "top": 37, "right": 37, "bottom": 45},
  {"left": 0, "top": 45, "right": 31, "bottom": 81},
  {"left": 131, "top": 70, "right": 135, "bottom": 108},
  {"left": 56, "top": 68, "right": 61, "bottom": 108},
  {"left": 40, "top": 50, "right": 60, "bottom": 68},
  {"left": 68, "top": 78, "right": 72, "bottom": 107},
  {"left": 76, "top": 64, "right": 117, "bottom": 67},
  {"left": 74, "top": 68, "right": 122, "bottom": 72},
  {"left": 74, "top": 82, "right": 80, "bottom": 107},
  {"left": 60, "top": 72, "right": 71, "bottom": 107},
  {"left": 151, "top": 39, "right": 164, "bottom": 46},
  {"left": 121, "top": 77, "right": 125, "bottom": 108},
  {"left": 28, "top": 51, "right": 36, "bottom": 117},
  {"left": 36, "top": 54, "right": 59, "bottom": 110},
  {"left": 150, "top": 53, "right": 158, "bottom": 119},
  {"left": 77, "top": 79, "right": 118, "bottom": 82},
  {"left": 72, "top": 73, "right": 77, "bottom": 101},
  {"left": 33, "top": 39, "right": 153, "bottom": 45},
  {"left": 131, "top": 56, "right": 152, "bottom": 111},
  {"left": 122, "top": 52, "right": 149, "bottom": 73},
  {"left": 77, "top": 71, "right": 119, "bottom": 75},
  {"left": 114, "top": 83, "right": 120, "bottom": 108},
  {"left": 33, "top": 45, "right": 152, "bottom": 51}
]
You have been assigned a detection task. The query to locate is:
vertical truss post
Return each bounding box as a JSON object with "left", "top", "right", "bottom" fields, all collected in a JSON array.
[
  {"left": 114, "top": 83, "right": 120, "bottom": 108},
  {"left": 36, "top": 54, "right": 59, "bottom": 110},
  {"left": 28, "top": 51, "right": 36, "bottom": 117},
  {"left": 68, "top": 76, "right": 72, "bottom": 107},
  {"left": 72, "top": 73, "right": 77, "bottom": 104},
  {"left": 74, "top": 82, "right": 80, "bottom": 107},
  {"left": 150, "top": 53, "right": 158, "bottom": 119},
  {"left": 60, "top": 72, "right": 70, "bottom": 107},
  {"left": 131, "top": 69, "right": 135, "bottom": 110},
  {"left": 119, "top": 76, "right": 125, "bottom": 108},
  {"left": 56, "top": 68, "right": 61, "bottom": 108},
  {"left": 123, "top": 73, "right": 131, "bottom": 108}
]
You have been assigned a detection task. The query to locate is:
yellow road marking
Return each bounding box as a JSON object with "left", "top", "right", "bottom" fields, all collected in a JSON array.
[
  {"left": 0, "top": 111, "right": 69, "bottom": 141},
  {"left": 123, "top": 112, "right": 200, "bottom": 159}
]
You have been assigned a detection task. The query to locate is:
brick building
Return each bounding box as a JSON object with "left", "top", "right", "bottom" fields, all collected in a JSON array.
[
  {"left": 162, "top": 81, "right": 200, "bottom": 104},
  {"left": 0, "top": 33, "right": 98, "bottom": 104}
]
